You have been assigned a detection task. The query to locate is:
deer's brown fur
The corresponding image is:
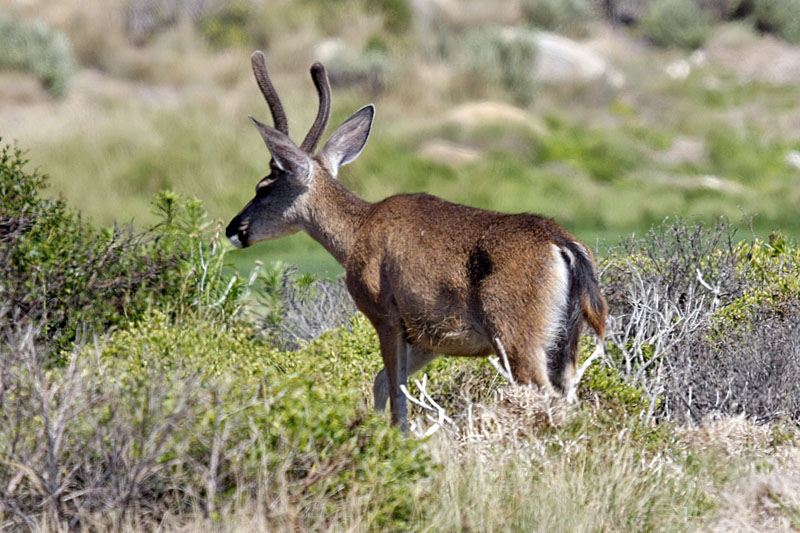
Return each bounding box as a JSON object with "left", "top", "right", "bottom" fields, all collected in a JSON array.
[{"left": 227, "top": 52, "right": 607, "bottom": 431}]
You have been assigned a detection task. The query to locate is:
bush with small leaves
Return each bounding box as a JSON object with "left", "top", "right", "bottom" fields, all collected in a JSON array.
[
  {"left": 641, "top": 0, "right": 712, "bottom": 49},
  {"left": 0, "top": 141, "right": 242, "bottom": 356},
  {"left": 0, "top": 14, "right": 76, "bottom": 97},
  {"left": 199, "top": 1, "right": 272, "bottom": 49}
]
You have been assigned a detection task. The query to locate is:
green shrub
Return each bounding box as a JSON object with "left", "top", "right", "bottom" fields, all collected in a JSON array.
[
  {"left": 199, "top": 1, "right": 270, "bottom": 49},
  {"left": 581, "top": 359, "right": 653, "bottom": 416},
  {"left": 366, "top": 0, "right": 413, "bottom": 34},
  {"left": 0, "top": 13, "right": 76, "bottom": 96},
  {"left": 642, "top": 0, "right": 712, "bottom": 49},
  {"left": 752, "top": 0, "right": 800, "bottom": 43},
  {"left": 0, "top": 311, "right": 431, "bottom": 530},
  {"left": 521, "top": 0, "right": 597, "bottom": 36},
  {"left": 0, "top": 142, "right": 241, "bottom": 354},
  {"left": 460, "top": 27, "right": 538, "bottom": 105}
]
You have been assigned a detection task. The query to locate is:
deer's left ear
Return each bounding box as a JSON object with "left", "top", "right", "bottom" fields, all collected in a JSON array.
[
  {"left": 250, "top": 116, "right": 312, "bottom": 186},
  {"left": 318, "top": 105, "right": 374, "bottom": 178}
]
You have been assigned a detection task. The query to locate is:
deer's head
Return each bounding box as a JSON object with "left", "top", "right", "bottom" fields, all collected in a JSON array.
[{"left": 226, "top": 51, "right": 374, "bottom": 248}]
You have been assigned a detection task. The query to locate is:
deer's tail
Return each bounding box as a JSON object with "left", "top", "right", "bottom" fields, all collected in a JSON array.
[{"left": 561, "top": 240, "right": 607, "bottom": 340}]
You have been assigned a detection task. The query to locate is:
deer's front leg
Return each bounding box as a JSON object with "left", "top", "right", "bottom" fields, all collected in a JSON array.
[
  {"left": 374, "top": 344, "right": 437, "bottom": 411},
  {"left": 376, "top": 328, "right": 409, "bottom": 432}
]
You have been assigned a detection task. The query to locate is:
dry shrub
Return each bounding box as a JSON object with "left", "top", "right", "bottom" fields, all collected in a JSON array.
[
  {"left": 256, "top": 268, "right": 358, "bottom": 350},
  {"left": 710, "top": 451, "right": 800, "bottom": 533},
  {"left": 677, "top": 414, "right": 776, "bottom": 457},
  {"left": 600, "top": 218, "right": 744, "bottom": 412},
  {"left": 402, "top": 375, "right": 574, "bottom": 461},
  {"left": 599, "top": 219, "right": 800, "bottom": 425},
  {"left": 664, "top": 302, "right": 800, "bottom": 424}
]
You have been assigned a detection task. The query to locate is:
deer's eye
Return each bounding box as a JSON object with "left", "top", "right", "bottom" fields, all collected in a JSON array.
[{"left": 256, "top": 182, "right": 273, "bottom": 198}]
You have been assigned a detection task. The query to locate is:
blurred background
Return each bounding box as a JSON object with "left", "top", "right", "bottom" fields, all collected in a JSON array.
[{"left": 1, "top": 0, "right": 799, "bottom": 276}]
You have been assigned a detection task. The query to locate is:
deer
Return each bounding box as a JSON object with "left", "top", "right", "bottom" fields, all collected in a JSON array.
[{"left": 227, "top": 51, "right": 608, "bottom": 432}]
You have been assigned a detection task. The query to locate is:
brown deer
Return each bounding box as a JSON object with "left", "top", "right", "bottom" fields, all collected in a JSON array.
[{"left": 227, "top": 51, "right": 608, "bottom": 431}]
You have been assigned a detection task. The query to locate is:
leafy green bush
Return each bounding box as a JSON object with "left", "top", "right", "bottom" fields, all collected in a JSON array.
[
  {"left": 752, "top": 0, "right": 800, "bottom": 44},
  {"left": 641, "top": 0, "right": 712, "bottom": 49},
  {"left": 366, "top": 0, "right": 413, "bottom": 34},
  {"left": 0, "top": 14, "right": 76, "bottom": 96},
  {"left": 0, "top": 142, "right": 241, "bottom": 354}
]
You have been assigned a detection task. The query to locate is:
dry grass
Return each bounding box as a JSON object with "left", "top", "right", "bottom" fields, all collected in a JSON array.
[{"left": 709, "top": 449, "right": 800, "bottom": 532}]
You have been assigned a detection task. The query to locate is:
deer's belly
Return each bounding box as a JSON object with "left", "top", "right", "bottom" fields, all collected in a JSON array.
[{"left": 402, "top": 313, "right": 493, "bottom": 356}]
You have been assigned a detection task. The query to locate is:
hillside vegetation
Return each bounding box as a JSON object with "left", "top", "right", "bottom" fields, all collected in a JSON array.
[
  {"left": 2, "top": 0, "right": 800, "bottom": 275},
  {"left": 1, "top": 138, "right": 800, "bottom": 531},
  {"left": 2, "top": 1, "right": 800, "bottom": 531}
]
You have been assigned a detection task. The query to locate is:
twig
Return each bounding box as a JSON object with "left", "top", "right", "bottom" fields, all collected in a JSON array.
[{"left": 489, "top": 337, "right": 515, "bottom": 385}]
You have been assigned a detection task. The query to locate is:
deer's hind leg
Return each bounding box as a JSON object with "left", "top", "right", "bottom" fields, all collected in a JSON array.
[
  {"left": 488, "top": 329, "right": 556, "bottom": 394},
  {"left": 547, "top": 296, "right": 583, "bottom": 395}
]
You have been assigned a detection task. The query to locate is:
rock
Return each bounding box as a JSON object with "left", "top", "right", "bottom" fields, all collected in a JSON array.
[
  {"left": 640, "top": 172, "right": 748, "bottom": 195},
  {"left": 313, "top": 39, "right": 392, "bottom": 94},
  {"left": 445, "top": 100, "right": 531, "bottom": 129},
  {"left": 531, "top": 31, "right": 625, "bottom": 87},
  {"left": 656, "top": 137, "right": 709, "bottom": 166},
  {"left": 418, "top": 139, "right": 482, "bottom": 167},
  {"left": 785, "top": 150, "right": 800, "bottom": 171},
  {"left": 706, "top": 25, "right": 800, "bottom": 84},
  {"left": 665, "top": 59, "right": 691, "bottom": 81}
]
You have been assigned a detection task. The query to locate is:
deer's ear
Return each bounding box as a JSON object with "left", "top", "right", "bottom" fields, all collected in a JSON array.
[
  {"left": 318, "top": 105, "right": 374, "bottom": 178},
  {"left": 250, "top": 116, "right": 311, "bottom": 185}
]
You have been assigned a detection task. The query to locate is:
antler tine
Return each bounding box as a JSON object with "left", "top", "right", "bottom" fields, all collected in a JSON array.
[
  {"left": 299, "top": 62, "right": 331, "bottom": 154},
  {"left": 250, "top": 51, "right": 289, "bottom": 136}
]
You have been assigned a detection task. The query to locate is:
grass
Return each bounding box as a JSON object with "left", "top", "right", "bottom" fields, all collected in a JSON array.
[{"left": 1, "top": 17, "right": 796, "bottom": 280}]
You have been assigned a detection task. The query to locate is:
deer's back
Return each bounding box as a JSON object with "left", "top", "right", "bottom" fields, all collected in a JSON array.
[{"left": 344, "top": 193, "right": 582, "bottom": 355}]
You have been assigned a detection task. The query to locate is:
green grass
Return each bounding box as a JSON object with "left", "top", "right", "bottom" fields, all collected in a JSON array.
[{"left": 14, "top": 28, "right": 799, "bottom": 279}]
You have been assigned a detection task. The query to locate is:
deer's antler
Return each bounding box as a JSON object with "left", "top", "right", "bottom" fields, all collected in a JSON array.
[
  {"left": 300, "top": 62, "right": 331, "bottom": 153},
  {"left": 250, "top": 51, "right": 289, "bottom": 135}
]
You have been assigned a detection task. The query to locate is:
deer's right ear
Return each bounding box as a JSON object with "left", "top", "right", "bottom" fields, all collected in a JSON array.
[
  {"left": 318, "top": 104, "right": 374, "bottom": 178},
  {"left": 249, "top": 116, "right": 311, "bottom": 185}
]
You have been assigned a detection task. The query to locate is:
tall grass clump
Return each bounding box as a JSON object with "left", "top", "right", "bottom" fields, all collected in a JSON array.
[
  {"left": 641, "top": 0, "right": 712, "bottom": 49},
  {"left": 0, "top": 14, "right": 76, "bottom": 97}
]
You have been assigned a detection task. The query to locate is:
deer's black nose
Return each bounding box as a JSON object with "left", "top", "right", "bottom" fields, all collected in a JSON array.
[{"left": 226, "top": 219, "right": 248, "bottom": 248}]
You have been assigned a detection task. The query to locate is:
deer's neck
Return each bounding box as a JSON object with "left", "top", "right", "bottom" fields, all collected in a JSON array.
[{"left": 301, "top": 177, "right": 370, "bottom": 266}]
